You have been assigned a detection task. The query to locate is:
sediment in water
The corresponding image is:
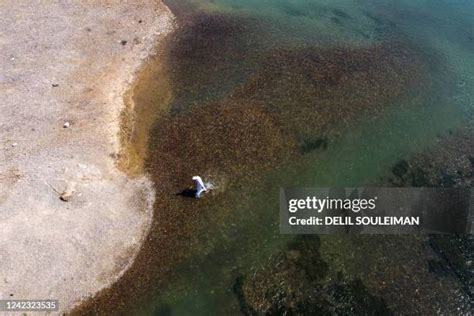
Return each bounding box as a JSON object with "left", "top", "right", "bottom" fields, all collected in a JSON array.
[{"left": 72, "top": 7, "right": 442, "bottom": 314}]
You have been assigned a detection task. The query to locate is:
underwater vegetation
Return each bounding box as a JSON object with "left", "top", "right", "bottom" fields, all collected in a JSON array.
[
  {"left": 73, "top": 2, "right": 473, "bottom": 315},
  {"left": 233, "top": 235, "right": 391, "bottom": 315}
]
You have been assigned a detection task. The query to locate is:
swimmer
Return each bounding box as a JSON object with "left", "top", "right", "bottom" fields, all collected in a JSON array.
[{"left": 192, "top": 176, "right": 207, "bottom": 198}]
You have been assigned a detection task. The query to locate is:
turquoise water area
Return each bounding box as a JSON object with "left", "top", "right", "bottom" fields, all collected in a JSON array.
[{"left": 140, "top": 0, "right": 474, "bottom": 314}]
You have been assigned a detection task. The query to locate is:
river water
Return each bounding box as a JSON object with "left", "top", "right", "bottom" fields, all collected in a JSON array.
[{"left": 78, "top": 1, "right": 474, "bottom": 315}]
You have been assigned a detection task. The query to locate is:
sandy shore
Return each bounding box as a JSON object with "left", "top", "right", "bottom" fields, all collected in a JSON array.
[{"left": 0, "top": 0, "right": 173, "bottom": 313}]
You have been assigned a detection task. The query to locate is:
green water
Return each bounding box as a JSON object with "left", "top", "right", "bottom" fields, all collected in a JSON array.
[{"left": 140, "top": 0, "right": 474, "bottom": 315}]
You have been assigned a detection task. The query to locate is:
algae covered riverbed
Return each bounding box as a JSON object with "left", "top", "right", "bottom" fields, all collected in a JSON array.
[{"left": 75, "top": 0, "right": 474, "bottom": 314}]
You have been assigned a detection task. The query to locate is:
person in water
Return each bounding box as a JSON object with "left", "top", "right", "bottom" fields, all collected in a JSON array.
[{"left": 192, "top": 176, "right": 207, "bottom": 198}]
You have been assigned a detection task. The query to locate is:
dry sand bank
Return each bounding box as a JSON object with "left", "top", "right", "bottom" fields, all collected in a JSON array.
[{"left": 0, "top": 0, "right": 173, "bottom": 312}]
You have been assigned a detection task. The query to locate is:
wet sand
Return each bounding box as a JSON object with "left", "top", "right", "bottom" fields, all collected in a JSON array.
[{"left": 0, "top": 0, "right": 173, "bottom": 312}]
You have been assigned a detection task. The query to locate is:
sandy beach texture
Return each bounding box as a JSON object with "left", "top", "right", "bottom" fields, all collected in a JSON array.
[{"left": 0, "top": 0, "right": 173, "bottom": 312}]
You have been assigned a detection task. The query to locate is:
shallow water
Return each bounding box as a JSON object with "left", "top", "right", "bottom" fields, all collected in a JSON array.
[
  {"left": 138, "top": 0, "right": 474, "bottom": 314},
  {"left": 77, "top": 0, "right": 474, "bottom": 315}
]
